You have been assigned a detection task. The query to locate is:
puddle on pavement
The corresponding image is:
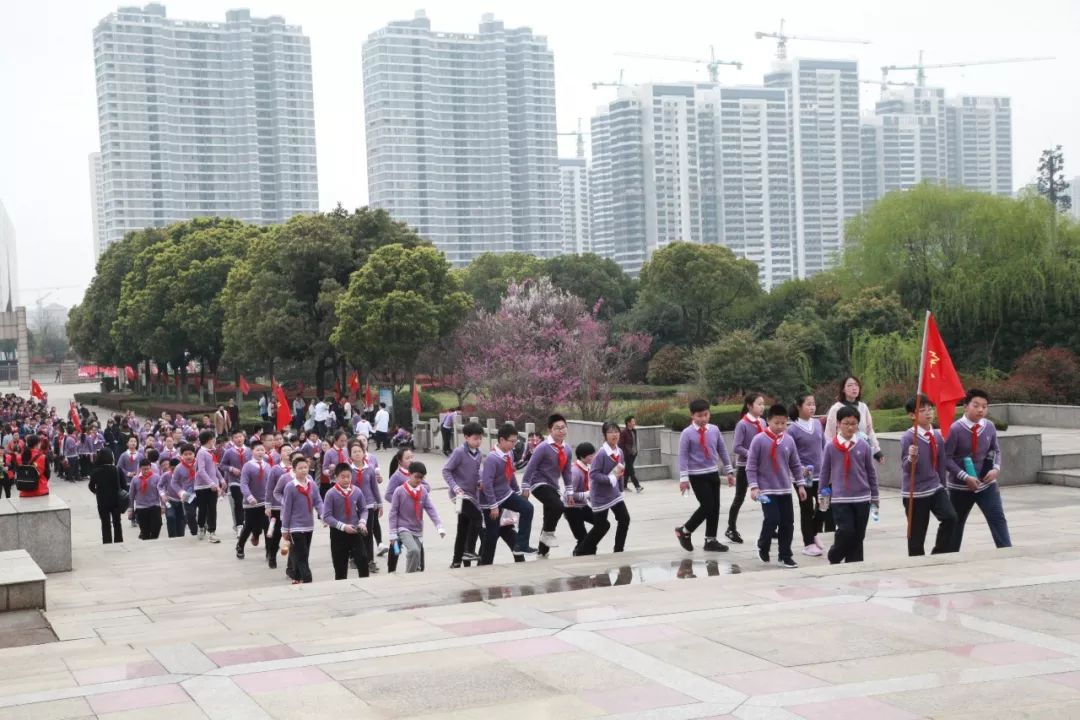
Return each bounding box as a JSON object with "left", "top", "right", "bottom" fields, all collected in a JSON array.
[{"left": 454, "top": 559, "right": 740, "bottom": 604}]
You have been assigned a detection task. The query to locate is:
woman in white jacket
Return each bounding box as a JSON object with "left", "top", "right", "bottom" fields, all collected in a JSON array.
[{"left": 824, "top": 376, "right": 884, "bottom": 463}]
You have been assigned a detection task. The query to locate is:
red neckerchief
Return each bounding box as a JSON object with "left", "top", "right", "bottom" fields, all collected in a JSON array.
[
  {"left": 503, "top": 454, "right": 514, "bottom": 480},
  {"left": 697, "top": 424, "right": 711, "bottom": 460},
  {"left": 763, "top": 428, "right": 783, "bottom": 471},
  {"left": 554, "top": 442, "right": 567, "bottom": 471},
  {"left": 832, "top": 436, "right": 853, "bottom": 491},
  {"left": 971, "top": 423, "right": 979, "bottom": 459},
  {"left": 256, "top": 460, "right": 266, "bottom": 484},
  {"left": 608, "top": 445, "right": 621, "bottom": 465},
  {"left": 138, "top": 468, "right": 153, "bottom": 494},
  {"left": 333, "top": 483, "right": 352, "bottom": 521},
  {"left": 295, "top": 480, "right": 313, "bottom": 511},
  {"left": 919, "top": 428, "right": 938, "bottom": 469},
  {"left": 404, "top": 482, "right": 423, "bottom": 520},
  {"left": 181, "top": 459, "right": 196, "bottom": 482},
  {"left": 743, "top": 415, "right": 764, "bottom": 433}
]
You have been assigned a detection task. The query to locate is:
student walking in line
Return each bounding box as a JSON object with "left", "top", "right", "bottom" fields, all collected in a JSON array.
[
  {"left": 387, "top": 462, "right": 445, "bottom": 573},
  {"left": 945, "top": 389, "right": 1011, "bottom": 550},
  {"left": 746, "top": 404, "right": 807, "bottom": 568},
  {"left": 819, "top": 406, "right": 879, "bottom": 564},
  {"left": 901, "top": 394, "right": 958, "bottom": 556},
  {"left": 727, "top": 393, "right": 766, "bottom": 544},
  {"left": 675, "top": 399, "right": 735, "bottom": 553}
]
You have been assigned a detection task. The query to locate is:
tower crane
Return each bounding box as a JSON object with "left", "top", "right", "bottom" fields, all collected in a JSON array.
[
  {"left": 858, "top": 78, "right": 915, "bottom": 97},
  {"left": 615, "top": 46, "right": 741, "bottom": 82},
  {"left": 881, "top": 50, "right": 1055, "bottom": 89},
  {"left": 556, "top": 119, "right": 587, "bottom": 159},
  {"left": 591, "top": 69, "right": 626, "bottom": 90},
  {"left": 754, "top": 19, "right": 869, "bottom": 60}
]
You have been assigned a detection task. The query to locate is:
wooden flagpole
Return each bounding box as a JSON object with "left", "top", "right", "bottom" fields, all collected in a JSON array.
[{"left": 907, "top": 310, "right": 931, "bottom": 539}]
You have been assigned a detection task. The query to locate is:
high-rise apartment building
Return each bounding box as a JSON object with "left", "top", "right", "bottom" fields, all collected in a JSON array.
[
  {"left": 946, "top": 95, "right": 1013, "bottom": 196},
  {"left": 88, "top": 152, "right": 106, "bottom": 258},
  {"left": 861, "top": 86, "right": 949, "bottom": 207},
  {"left": 0, "top": 200, "right": 17, "bottom": 313},
  {"left": 362, "top": 11, "right": 560, "bottom": 265},
  {"left": 589, "top": 97, "right": 646, "bottom": 267},
  {"left": 765, "top": 59, "right": 861, "bottom": 277},
  {"left": 559, "top": 158, "right": 591, "bottom": 254},
  {"left": 92, "top": 3, "right": 318, "bottom": 254}
]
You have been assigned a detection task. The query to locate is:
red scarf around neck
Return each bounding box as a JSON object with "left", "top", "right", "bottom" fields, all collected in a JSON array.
[{"left": 404, "top": 482, "right": 423, "bottom": 520}]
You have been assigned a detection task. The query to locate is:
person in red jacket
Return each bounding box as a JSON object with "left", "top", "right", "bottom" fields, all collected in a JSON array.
[{"left": 18, "top": 435, "right": 49, "bottom": 497}]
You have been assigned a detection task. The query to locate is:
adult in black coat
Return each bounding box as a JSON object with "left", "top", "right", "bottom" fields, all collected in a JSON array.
[{"left": 88, "top": 449, "right": 127, "bottom": 544}]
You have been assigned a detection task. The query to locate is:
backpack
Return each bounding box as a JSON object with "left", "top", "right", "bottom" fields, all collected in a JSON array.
[{"left": 15, "top": 464, "right": 39, "bottom": 492}]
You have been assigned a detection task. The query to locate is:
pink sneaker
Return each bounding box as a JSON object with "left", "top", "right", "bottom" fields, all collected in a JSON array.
[
  {"left": 814, "top": 533, "right": 825, "bottom": 550},
  {"left": 803, "top": 544, "right": 823, "bottom": 557}
]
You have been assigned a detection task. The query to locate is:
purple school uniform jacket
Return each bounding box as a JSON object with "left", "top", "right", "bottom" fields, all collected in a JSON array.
[
  {"left": 480, "top": 448, "right": 519, "bottom": 508},
  {"left": 733, "top": 415, "right": 767, "bottom": 467},
  {"left": 117, "top": 449, "right": 143, "bottom": 480},
  {"left": 387, "top": 483, "right": 442, "bottom": 539},
  {"left": 62, "top": 435, "right": 78, "bottom": 458},
  {"left": 819, "top": 437, "right": 879, "bottom": 504},
  {"left": 746, "top": 432, "right": 804, "bottom": 496},
  {"left": 385, "top": 469, "right": 429, "bottom": 502},
  {"left": 194, "top": 446, "right": 223, "bottom": 491},
  {"left": 158, "top": 471, "right": 181, "bottom": 503},
  {"left": 172, "top": 461, "right": 197, "bottom": 498},
  {"left": 280, "top": 478, "right": 324, "bottom": 533},
  {"left": 219, "top": 444, "right": 249, "bottom": 486},
  {"left": 900, "top": 428, "right": 948, "bottom": 498},
  {"left": 944, "top": 418, "right": 1000, "bottom": 493},
  {"left": 790, "top": 419, "right": 825, "bottom": 479},
  {"left": 270, "top": 468, "right": 293, "bottom": 509},
  {"left": 568, "top": 462, "right": 590, "bottom": 506},
  {"left": 239, "top": 459, "right": 272, "bottom": 508},
  {"left": 129, "top": 471, "right": 163, "bottom": 510},
  {"left": 321, "top": 446, "right": 351, "bottom": 481},
  {"left": 321, "top": 484, "right": 367, "bottom": 530},
  {"left": 442, "top": 445, "right": 483, "bottom": 505},
  {"left": 677, "top": 423, "right": 734, "bottom": 481},
  {"left": 521, "top": 438, "right": 572, "bottom": 492},
  {"left": 588, "top": 444, "right": 625, "bottom": 512},
  {"left": 354, "top": 464, "right": 381, "bottom": 509}
]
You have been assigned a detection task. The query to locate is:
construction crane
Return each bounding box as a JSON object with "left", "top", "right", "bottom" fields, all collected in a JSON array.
[
  {"left": 881, "top": 50, "right": 1055, "bottom": 88},
  {"left": 615, "top": 46, "right": 741, "bottom": 83},
  {"left": 754, "top": 18, "right": 869, "bottom": 61},
  {"left": 556, "top": 119, "right": 587, "bottom": 159},
  {"left": 859, "top": 78, "right": 915, "bottom": 97},
  {"left": 591, "top": 69, "right": 626, "bottom": 90}
]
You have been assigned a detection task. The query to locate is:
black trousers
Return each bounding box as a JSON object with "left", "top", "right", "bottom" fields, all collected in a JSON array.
[
  {"left": 79, "top": 455, "right": 91, "bottom": 478},
  {"left": 0, "top": 479, "right": 12, "bottom": 498},
  {"left": 758, "top": 494, "right": 795, "bottom": 561},
  {"left": 568, "top": 506, "right": 608, "bottom": 555},
  {"left": 165, "top": 500, "right": 186, "bottom": 538},
  {"left": 136, "top": 506, "right": 162, "bottom": 539},
  {"left": 196, "top": 488, "right": 218, "bottom": 533},
  {"left": 266, "top": 509, "right": 282, "bottom": 560},
  {"left": 902, "top": 488, "right": 958, "bottom": 556},
  {"left": 532, "top": 484, "right": 563, "bottom": 556},
  {"left": 441, "top": 426, "right": 453, "bottom": 455},
  {"left": 183, "top": 499, "right": 198, "bottom": 535},
  {"left": 452, "top": 500, "right": 483, "bottom": 564},
  {"left": 623, "top": 454, "right": 640, "bottom": 489},
  {"left": 828, "top": 502, "right": 870, "bottom": 564},
  {"left": 288, "top": 531, "right": 313, "bottom": 583},
  {"left": 727, "top": 467, "right": 748, "bottom": 531},
  {"left": 238, "top": 506, "right": 268, "bottom": 548},
  {"left": 64, "top": 458, "right": 79, "bottom": 482},
  {"left": 98, "top": 506, "right": 123, "bottom": 543},
  {"left": 684, "top": 472, "right": 721, "bottom": 538},
  {"left": 798, "top": 482, "right": 823, "bottom": 546},
  {"left": 373, "top": 431, "right": 389, "bottom": 450},
  {"left": 329, "top": 527, "right": 369, "bottom": 579},
  {"left": 593, "top": 501, "right": 630, "bottom": 552},
  {"left": 479, "top": 494, "right": 534, "bottom": 565},
  {"left": 361, "top": 507, "right": 383, "bottom": 566},
  {"left": 229, "top": 485, "right": 244, "bottom": 528}
]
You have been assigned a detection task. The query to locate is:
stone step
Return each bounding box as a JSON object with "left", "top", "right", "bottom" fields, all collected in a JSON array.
[
  {"left": 635, "top": 463, "right": 669, "bottom": 482},
  {"left": 637, "top": 447, "right": 661, "bottom": 465},
  {"left": 1037, "top": 468, "right": 1080, "bottom": 487},
  {"left": 1043, "top": 452, "right": 1080, "bottom": 471},
  {"left": 0, "top": 550, "right": 47, "bottom": 612}
]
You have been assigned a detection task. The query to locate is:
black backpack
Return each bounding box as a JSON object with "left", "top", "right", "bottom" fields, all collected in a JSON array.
[{"left": 15, "top": 465, "right": 39, "bottom": 492}]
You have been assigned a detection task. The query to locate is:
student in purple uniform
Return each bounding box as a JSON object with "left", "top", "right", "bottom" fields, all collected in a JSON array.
[
  {"left": 321, "top": 430, "right": 351, "bottom": 498},
  {"left": 521, "top": 414, "right": 572, "bottom": 557},
  {"left": 727, "top": 393, "right": 767, "bottom": 544},
  {"left": 264, "top": 445, "right": 293, "bottom": 568},
  {"left": 901, "top": 395, "right": 958, "bottom": 556},
  {"left": 280, "top": 454, "right": 324, "bottom": 584},
  {"left": 351, "top": 441, "right": 383, "bottom": 574},
  {"left": 77, "top": 430, "right": 93, "bottom": 480},
  {"left": 322, "top": 463, "right": 370, "bottom": 579},
  {"left": 386, "top": 447, "right": 426, "bottom": 573},
  {"left": 789, "top": 394, "right": 827, "bottom": 557},
  {"left": 159, "top": 434, "right": 178, "bottom": 462},
  {"left": 194, "top": 429, "right": 226, "bottom": 543},
  {"left": 568, "top": 442, "right": 609, "bottom": 556},
  {"left": 747, "top": 404, "right": 807, "bottom": 568},
  {"left": 589, "top": 422, "right": 631, "bottom": 553},
  {"left": 218, "top": 430, "right": 249, "bottom": 537},
  {"left": 62, "top": 425, "right": 80, "bottom": 482},
  {"left": 172, "top": 444, "right": 199, "bottom": 537},
  {"left": 819, "top": 406, "right": 879, "bottom": 564},
  {"left": 443, "top": 423, "right": 485, "bottom": 569},
  {"left": 387, "top": 462, "right": 445, "bottom": 573},
  {"left": 236, "top": 441, "right": 271, "bottom": 559},
  {"left": 944, "top": 389, "right": 1011, "bottom": 550},
  {"left": 160, "top": 457, "right": 185, "bottom": 538},
  {"left": 675, "top": 399, "right": 736, "bottom": 553},
  {"left": 127, "top": 458, "right": 164, "bottom": 539},
  {"left": 479, "top": 424, "right": 538, "bottom": 564},
  {"left": 116, "top": 435, "right": 143, "bottom": 488}
]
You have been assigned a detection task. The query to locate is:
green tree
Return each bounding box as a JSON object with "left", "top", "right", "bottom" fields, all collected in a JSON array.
[
  {"left": 542, "top": 253, "right": 635, "bottom": 319},
  {"left": 697, "top": 329, "right": 807, "bottom": 401},
  {"left": 635, "top": 242, "right": 760, "bottom": 347},
  {"left": 332, "top": 244, "right": 472, "bottom": 393},
  {"left": 1036, "top": 145, "right": 1071, "bottom": 214},
  {"left": 458, "top": 252, "right": 543, "bottom": 312}
]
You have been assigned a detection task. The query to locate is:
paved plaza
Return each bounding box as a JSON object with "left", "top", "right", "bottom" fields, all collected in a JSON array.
[{"left": 2, "top": 384, "right": 1080, "bottom": 718}]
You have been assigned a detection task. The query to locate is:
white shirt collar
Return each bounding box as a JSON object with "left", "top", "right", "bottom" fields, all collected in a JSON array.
[
  {"left": 794, "top": 418, "right": 817, "bottom": 432},
  {"left": 836, "top": 436, "right": 854, "bottom": 449},
  {"left": 917, "top": 427, "right": 935, "bottom": 441},
  {"left": 545, "top": 435, "right": 563, "bottom": 447},
  {"left": 291, "top": 477, "right": 311, "bottom": 488},
  {"left": 490, "top": 447, "right": 510, "bottom": 460},
  {"left": 959, "top": 416, "right": 986, "bottom": 430},
  {"left": 603, "top": 443, "right": 620, "bottom": 458}
]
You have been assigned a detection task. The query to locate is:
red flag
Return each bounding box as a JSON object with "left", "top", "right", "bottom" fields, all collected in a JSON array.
[
  {"left": 334, "top": 380, "right": 342, "bottom": 401},
  {"left": 124, "top": 365, "right": 136, "bottom": 382},
  {"left": 411, "top": 382, "right": 421, "bottom": 415},
  {"left": 920, "top": 313, "right": 966, "bottom": 439},
  {"left": 69, "top": 402, "right": 82, "bottom": 434},
  {"left": 238, "top": 375, "right": 251, "bottom": 395},
  {"left": 364, "top": 383, "right": 374, "bottom": 408},
  {"left": 348, "top": 371, "right": 360, "bottom": 394},
  {"left": 30, "top": 379, "right": 45, "bottom": 401},
  {"left": 273, "top": 382, "right": 292, "bottom": 431}
]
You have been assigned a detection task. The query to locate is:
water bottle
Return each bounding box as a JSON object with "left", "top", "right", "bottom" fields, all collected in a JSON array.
[
  {"left": 759, "top": 493, "right": 771, "bottom": 505},
  {"left": 871, "top": 504, "right": 880, "bottom": 523},
  {"left": 818, "top": 487, "right": 831, "bottom": 512},
  {"left": 963, "top": 457, "right": 978, "bottom": 479}
]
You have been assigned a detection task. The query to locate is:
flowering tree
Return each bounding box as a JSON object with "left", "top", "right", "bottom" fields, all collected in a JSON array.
[{"left": 457, "top": 278, "right": 650, "bottom": 423}]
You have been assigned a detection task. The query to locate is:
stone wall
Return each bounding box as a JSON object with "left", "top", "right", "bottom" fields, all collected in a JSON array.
[{"left": 989, "top": 403, "right": 1080, "bottom": 430}]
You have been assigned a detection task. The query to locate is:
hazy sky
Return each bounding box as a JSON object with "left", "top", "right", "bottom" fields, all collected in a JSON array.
[{"left": 2, "top": 0, "right": 1078, "bottom": 308}]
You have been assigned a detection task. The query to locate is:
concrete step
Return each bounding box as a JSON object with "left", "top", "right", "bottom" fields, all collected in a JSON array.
[
  {"left": 635, "top": 463, "right": 670, "bottom": 482},
  {"left": 1037, "top": 468, "right": 1080, "bottom": 487},
  {"left": 1043, "top": 452, "right": 1080, "bottom": 471},
  {"left": 637, "top": 447, "right": 661, "bottom": 465},
  {"left": 0, "top": 550, "right": 46, "bottom": 612}
]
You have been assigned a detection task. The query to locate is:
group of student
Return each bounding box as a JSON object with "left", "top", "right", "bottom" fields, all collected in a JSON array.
[{"left": 674, "top": 377, "right": 1011, "bottom": 569}]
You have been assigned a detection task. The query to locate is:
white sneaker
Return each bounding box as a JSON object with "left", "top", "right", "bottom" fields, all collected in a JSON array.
[
  {"left": 540, "top": 531, "right": 559, "bottom": 548},
  {"left": 235, "top": 526, "right": 243, "bottom": 539},
  {"left": 803, "top": 544, "right": 823, "bottom": 557},
  {"left": 814, "top": 533, "right": 825, "bottom": 550},
  {"left": 208, "top": 533, "right": 221, "bottom": 544}
]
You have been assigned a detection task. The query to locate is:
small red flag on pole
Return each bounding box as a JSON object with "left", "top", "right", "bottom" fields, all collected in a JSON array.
[
  {"left": 238, "top": 375, "right": 251, "bottom": 396},
  {"left": 364, "top": 382, "right": 374, "bottom": 408},
  {"left": 30, "top": 379, "right": 45, "bottom": 401},
  {"left": 273, "top": 380, "right": 292, "bottom": 432},
  {"left": 124, "top": 365, "right": 136, "bottom": 382},
  {"left": 919, "top": 312, "right": 966, "bottom": 440},
  {"left": 69, "top": 402, "right": 82, "bottom": 434},
  {"left": 348, "top": 371, "right": 360, "bottom": 394},
  {"left": 411, "top": 381, "right": 422, "bottom": 416}
]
